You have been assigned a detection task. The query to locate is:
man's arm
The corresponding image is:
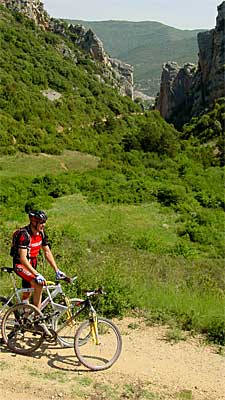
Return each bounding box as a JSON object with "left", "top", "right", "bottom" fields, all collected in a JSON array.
[{"left": 42, "top": 245, "right": 58, "bottom": 272}]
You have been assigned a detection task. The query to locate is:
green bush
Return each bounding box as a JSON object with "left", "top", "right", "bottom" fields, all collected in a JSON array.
[{"left": 206, "top": 319, "right": 225, "bottom": 345}]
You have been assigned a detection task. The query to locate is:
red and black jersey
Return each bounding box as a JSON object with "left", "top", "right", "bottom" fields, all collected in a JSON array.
[{"left": 12, "top": 225, "right": 49, "bottom": 267}]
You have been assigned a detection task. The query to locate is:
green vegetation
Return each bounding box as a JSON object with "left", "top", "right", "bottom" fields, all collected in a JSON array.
[
  {"left": 0, "top": 6, "right": 141, "bottom": 156},
  {"left": 67, "top": 19, "right": 202, "bottom": 96},
  {"left": 176, "top": 390, "right": 193, "bottom": 400},
  {"left": 0, "top": 6, "right": 225, "bottom": 346}
]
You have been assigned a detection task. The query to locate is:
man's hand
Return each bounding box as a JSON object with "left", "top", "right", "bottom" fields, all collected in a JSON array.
[
  {"left": 35, "top": 273, "right": 46, "bottom": 285},
  {"left": 56, "top": 269, "right": 66, "bottom": 280}
]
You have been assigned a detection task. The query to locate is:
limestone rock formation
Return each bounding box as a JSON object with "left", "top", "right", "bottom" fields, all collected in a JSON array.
[
  {"left": 197, "top": 2, "right": 225, "bottom": 106},
  {"left": 0, "top": 0, "right": 50, "bottom": 28},
  {"left": 156, "top": 1, "right": 225, "bottom": 125},
  {"left": 108, "top": 58, "right": 134, "bottom": 98},
  {"left": 0, "top": 0, "right": 133, "bottom": 98},
  {"left": 156, "top": 62, "right": 197, "bottom": 120}
]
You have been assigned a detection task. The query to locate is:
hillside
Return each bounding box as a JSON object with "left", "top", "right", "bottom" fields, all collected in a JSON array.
[
  {"left": 67, "top": 20, "right": 202, "bottom": 96},
  {"left": 0, "top": 2, "right": 225, "bottom": 347},
  {"left": 0, "top": 5, "right": 141, "bottom": 155}
]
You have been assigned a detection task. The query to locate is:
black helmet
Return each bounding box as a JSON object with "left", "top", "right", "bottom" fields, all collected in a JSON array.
[{"left": 29, "top": 210, "right": 48, "bottom": 223}]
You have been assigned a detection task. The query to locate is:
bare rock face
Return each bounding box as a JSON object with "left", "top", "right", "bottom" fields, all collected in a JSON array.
[
  {"left": 197, "top": 2, "right": 225, "bottom": 106},
  {"left": 66, "top": 24, "right": 134, "bottom": 98},
  {"left": 0, "top": 0, "right": 50, "bottom": 29},
  {"left": 109, "top": 58, "right": 134, "bottom": 98},
  {"left": 156, "top": 1, "right": 225, "bottom": 125},
  {"left": 156, "top": 62, "right": 197, "bottom": 119},
  {"left": 0, "top": 0, "right": 133, "bottom": 98},
  {"left": 78, "top": 28, "right": 109, "bottom": 64}
]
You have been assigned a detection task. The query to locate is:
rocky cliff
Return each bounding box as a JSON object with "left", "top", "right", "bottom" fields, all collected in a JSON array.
[
  {"left": 156, "top": 1, "right": 225, "bottom": 126},
  {"left": 0, "top": 0, "right": 133, "bottom": 98}
]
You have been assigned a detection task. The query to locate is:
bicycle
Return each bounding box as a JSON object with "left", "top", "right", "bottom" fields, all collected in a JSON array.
[
  {"left": 0, "top": 267, "right": 29, "bottom": 312},
  {"left": 1, "top": 273, "right": 122, "bottom": 371},
  {"left": 0, "top": 267, "right": 83, "bottom": 348},
  {"left": 0, "top": 267, "right": 33, "bottom": 329}
]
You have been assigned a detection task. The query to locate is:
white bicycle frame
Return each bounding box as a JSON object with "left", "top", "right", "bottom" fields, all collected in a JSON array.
[{"left": 0, "top": 268, "right": 77, "bottom": 325}]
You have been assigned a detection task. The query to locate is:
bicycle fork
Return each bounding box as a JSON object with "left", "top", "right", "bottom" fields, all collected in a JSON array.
[{"left": 89, "top": 310, "right": 101, "bottom": 345}]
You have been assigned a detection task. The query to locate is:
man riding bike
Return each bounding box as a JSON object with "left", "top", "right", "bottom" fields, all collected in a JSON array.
[{"left": 12, "top": 210, "right": 65, "bottom": 308}]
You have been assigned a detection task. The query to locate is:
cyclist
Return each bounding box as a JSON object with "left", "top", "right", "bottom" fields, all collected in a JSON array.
[{"left": 12, "top": 210, "right": 66, "bottom": 308}]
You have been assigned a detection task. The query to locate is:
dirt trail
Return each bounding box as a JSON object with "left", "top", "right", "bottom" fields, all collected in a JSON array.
[{"left": 0, "top": 317, "right": 224, "bottom": 400}]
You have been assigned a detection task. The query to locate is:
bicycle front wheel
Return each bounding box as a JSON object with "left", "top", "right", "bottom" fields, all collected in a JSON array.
[
  {"left": 1, "top": 303, "right": 45, "bottom": 355},
  {"left": 74, "top": 317, "right": 122, "bottom": 371}
]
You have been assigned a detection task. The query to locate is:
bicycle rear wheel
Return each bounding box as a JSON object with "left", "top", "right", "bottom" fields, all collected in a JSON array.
[
  {"left": 1, "top": 303, "right": 45, "bottom": 355},
  {"left": 52, "top": 298, "right": 85, "bottom": 348},
  {"left": 53, "top": 313, "right": 81, "bottom": 348},
  {"left": 0, "top": 297, "right": 12, "bottom": 343},
  {"left": 74, "top": 317, "right": 122, "bottom": 371},
  {"left": 0, "top": 296, "right": 13, "bottom": 326}
]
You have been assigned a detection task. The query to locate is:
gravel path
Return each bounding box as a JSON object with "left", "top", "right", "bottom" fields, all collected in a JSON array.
[{"left": 0, "top": 317, "right": 224, "bottom": 400}]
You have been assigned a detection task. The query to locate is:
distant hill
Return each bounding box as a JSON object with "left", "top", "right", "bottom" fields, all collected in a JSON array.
[{"left": 66, "top": 20, "right": 203, "bottom": 97}]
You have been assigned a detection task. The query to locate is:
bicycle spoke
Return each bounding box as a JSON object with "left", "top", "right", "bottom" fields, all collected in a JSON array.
[{"left": 2, "top": 304, "right": 45, "bottom": 355}]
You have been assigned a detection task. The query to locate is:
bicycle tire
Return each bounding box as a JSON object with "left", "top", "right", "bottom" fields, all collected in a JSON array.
[
  {"left": 74, "top": 317, "right": 122, "bottom": 371},
  {"left": 0, "top": 296, "right": 12, "bottom": 324},
  {"left": 0, "top": 297, "right": 12, "bottom": 342},
  {"left": 1, "top": 303, "right": 45, "bottom": 355},
  {"left": 52, "top": 297, "right": 88, "bottom": 348},
  {"left": 53, "top": 312, "right": 81, "bottom": 348}
]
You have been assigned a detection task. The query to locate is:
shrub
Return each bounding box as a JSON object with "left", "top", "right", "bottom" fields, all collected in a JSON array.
[{"left": 206, "top": 319, "right": 225, "bottom": 345}]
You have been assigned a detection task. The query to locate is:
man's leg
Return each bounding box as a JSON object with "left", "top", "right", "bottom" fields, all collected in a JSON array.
[
  {"left": 22, "top": 278, "right": 32, "bottom": 303},
  {"left": 31, "top": 280, "right": 43, "bottom": 308},
  {"left": 15, "top": 265, "right": 42, "bottom": 307}
]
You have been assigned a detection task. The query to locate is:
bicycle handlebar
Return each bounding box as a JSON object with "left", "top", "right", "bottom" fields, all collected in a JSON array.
[
  {"left": 55, "top": 275, "right": 77, "bottom": 284},
  {"left": 1, "top": 267, "right": 14, "bottom": 274},
  {"left": 1, "top": 268, "right": 77, "bottom": 285},
  {"left": 85, "top": 287, "right": 106, "bottom": 297}
]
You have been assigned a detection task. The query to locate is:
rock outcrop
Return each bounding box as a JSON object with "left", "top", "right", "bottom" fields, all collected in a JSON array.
[
  {"left": 156, "top": 1, "right": 225, "bottom": 125},
  {"left": 0, "top": 0, "right": 50, "bottom": 28},
  {"left": 108, "top": 58, "right": 134, "bottom": 98},
  {"left": 0, "top": 0, "right": 133, "bottom": 98},
  {"left": 156, "top": 62, "right": 197, "bottom": 120}
]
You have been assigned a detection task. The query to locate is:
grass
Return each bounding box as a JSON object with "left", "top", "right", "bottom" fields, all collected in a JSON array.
[
  {"left": 176, "top": 390, "right": 193, "bottom": 399},
  {"left": 1, "top": 176, "right": 225, "bottom": 344},
  {"left": 49, "top": 193, "right": 186, "bottom": 250},
  {"left": 122, "top": 382, "right": 160, "bottom": 399},
  {"left": 165, "top": 328, "right": 187, "bottom": 344},
  {"left": 27, "top": 367, "right": 67, "bottom": 383},
  {"left": 0, "top": 361, "right": 9, "bottom": 370},
  {"left": 0, "top": 151, "right": 99, "bottom": 177},
  {"left": 92, "top": 380, "right": 160, "bottom": 400}
]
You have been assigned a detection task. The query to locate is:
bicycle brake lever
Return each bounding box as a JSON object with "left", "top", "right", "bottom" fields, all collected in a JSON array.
[
  {"left": 60, "top": 276, "right": 72, "bottom": 283},
  {"left": 101, "top": 288, "right": 106, "bottom": 295},
  {"left": 96, "top": 287, "right": 106, "bottom": 295},
  {"left": 71, "top": 276, "right": 78, "bottom": 283}
]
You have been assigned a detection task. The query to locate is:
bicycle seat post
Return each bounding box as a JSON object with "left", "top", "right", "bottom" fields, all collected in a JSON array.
[
  {"left": 11, "top": 271, "right": 22, "bottom": 303},
  {"left": 10, "top": 272, "right": 17, "bottom": 289}
]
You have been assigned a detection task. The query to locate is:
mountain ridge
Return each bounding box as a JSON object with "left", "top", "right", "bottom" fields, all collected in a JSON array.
[{"left": 66, "top": 19, "right": 203, "bottom": 96}]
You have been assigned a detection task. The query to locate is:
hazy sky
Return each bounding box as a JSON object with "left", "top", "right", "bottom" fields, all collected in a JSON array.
[{"left": 42, "top": 0, "right": 221, "bottom": 30}]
